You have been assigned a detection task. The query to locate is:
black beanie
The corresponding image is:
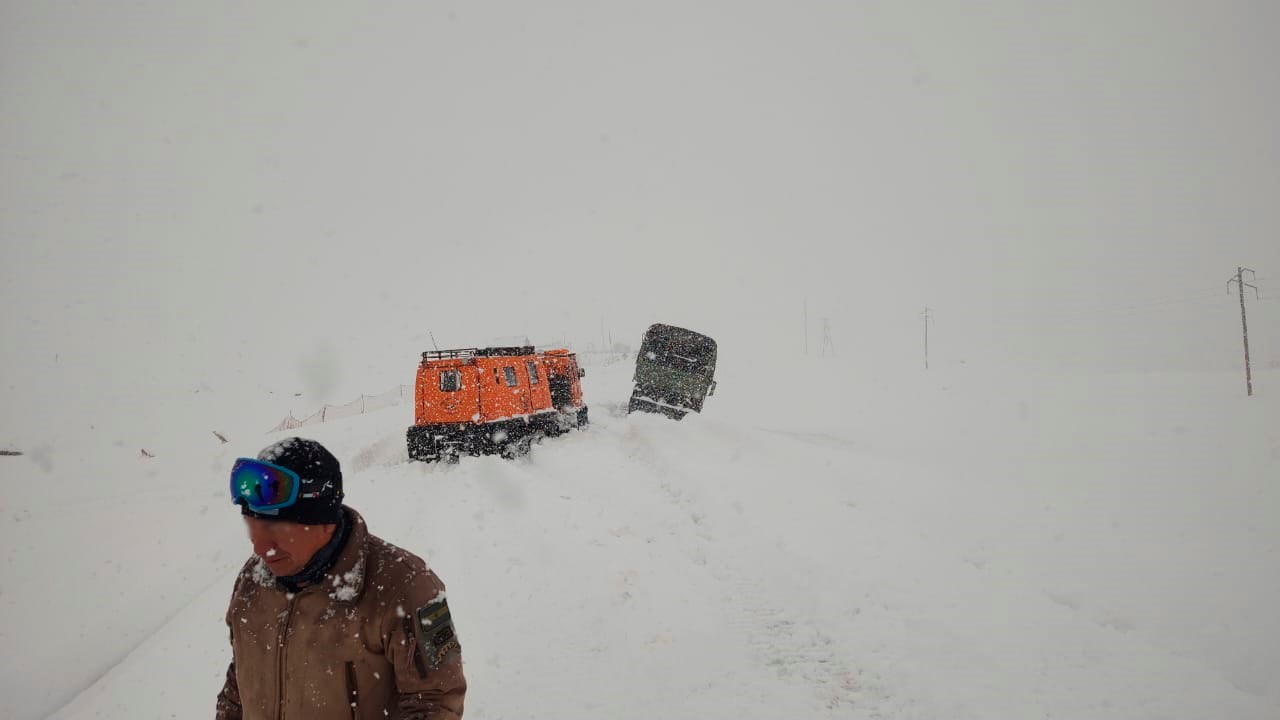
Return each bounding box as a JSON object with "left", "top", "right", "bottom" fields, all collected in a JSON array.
[{"left": 239, "top": 437, "right": 345, "bottom": 525}]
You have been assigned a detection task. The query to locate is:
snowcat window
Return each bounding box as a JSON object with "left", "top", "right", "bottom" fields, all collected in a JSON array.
[
  {"left": 526, "top": 361, "right": 540, "bottom": 384},
  {"left": 503, "top": 367, "right": 518, "bottom": 387},
  {"left": 439, "top": 369, "right": 461, "bottom": 392}
]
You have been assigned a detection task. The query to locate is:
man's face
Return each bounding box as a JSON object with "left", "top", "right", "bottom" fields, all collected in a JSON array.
[{"left": 243, "top": 515, "right": 337, "bottom": 576}]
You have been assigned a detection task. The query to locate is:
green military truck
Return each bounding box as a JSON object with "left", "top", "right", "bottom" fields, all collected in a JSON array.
[{"left": 627, "top": 323, "right": 718, "bottom": 420}]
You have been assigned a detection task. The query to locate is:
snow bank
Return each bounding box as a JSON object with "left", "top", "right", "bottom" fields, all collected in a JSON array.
[{"left": 5, "top": 357, "right": 1275, "bottom": 719}]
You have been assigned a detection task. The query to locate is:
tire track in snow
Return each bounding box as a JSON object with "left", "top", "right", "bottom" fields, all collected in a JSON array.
[
  {"left": 619, "top": 419, "right": 909, "bottom": 718},
  {"left": 722, "top": 573, "right": 902, "bottom": 718}
]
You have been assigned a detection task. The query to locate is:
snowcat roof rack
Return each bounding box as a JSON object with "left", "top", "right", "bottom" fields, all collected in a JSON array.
[
  {"left": 422, "top": 348, "right": 477, "bottom": 361},
  {"left": 476, "top": 345, "right": 535, "bottom": 357},
  {"left": 421, "top": 346, "right": 536, "bottom": 362}
]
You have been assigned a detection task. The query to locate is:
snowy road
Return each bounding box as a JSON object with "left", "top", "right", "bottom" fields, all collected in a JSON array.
[{"left": 6, "top": 361, "right": 1277, "bottom": 719}]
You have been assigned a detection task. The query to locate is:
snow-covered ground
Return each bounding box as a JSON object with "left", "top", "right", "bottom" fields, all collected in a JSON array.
[
  {"left": 3, "top": 351, "right": 1276, "bottom": 719},
  {"left": 4, "top": 6, "right": 1278, "bottom": 716}
]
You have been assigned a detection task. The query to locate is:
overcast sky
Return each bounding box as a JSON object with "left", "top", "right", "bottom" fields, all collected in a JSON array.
[{"left": 3, "top": 1, "right": 1279, "bottom": 409}]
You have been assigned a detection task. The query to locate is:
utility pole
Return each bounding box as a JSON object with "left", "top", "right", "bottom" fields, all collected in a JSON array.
[
  {"left": 922, "top": 307, "right": 933, "bottom": 369},
  {"left": 1227, "top": 267, "right": 1259, "bottom": 396}
]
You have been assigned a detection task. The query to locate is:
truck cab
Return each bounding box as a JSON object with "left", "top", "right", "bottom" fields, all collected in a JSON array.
[{"left": 628, "top": 324, "right": 718, "bottom": 420}]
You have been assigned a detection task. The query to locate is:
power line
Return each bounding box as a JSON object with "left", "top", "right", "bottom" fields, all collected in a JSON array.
[
  {"left": 990, "top": 294, "right": 1233, "bottom": 328},
  {"left": 991, "top": 288, "right": 1228, "bottom": 324},
  {"left": 803, "top": 299, "right": 809, "bottom": 356},
  {"left": 922, "top": 307, "right": 933, "bottom": 369}
]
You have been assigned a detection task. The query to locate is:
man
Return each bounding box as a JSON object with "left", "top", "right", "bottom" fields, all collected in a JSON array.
[{"left": 216, "top": 437, "right": 466, "bottom": 719}]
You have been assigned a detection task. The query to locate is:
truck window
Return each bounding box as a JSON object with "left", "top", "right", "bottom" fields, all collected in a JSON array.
[
  {"left": 526, "top": 361, "right": 540, "bottom": 384},
  {"left": 503, "top": 367, "right": 518, "bottom": 387},
  {"left": 439, "top": 369, "right": 462, "bottom": 392}
]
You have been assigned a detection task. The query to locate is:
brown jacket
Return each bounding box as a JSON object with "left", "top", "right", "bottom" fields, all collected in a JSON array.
[{"left": 216, "top": 508, "right": 466, "bottom": 720}]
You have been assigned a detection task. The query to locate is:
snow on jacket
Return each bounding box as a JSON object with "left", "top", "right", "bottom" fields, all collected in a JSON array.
[{"left": 216, "top": 507, "right": 466, "bottom": 719}]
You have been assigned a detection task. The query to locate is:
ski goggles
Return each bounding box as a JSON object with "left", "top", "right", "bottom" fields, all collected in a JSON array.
[{"left": 230, "top": 458, "right": 300, "bottom": 512}]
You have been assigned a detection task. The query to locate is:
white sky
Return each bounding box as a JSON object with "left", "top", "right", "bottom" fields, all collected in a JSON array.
[{"left": 3, "top": 0, "right": 1279, "bottom": 405}]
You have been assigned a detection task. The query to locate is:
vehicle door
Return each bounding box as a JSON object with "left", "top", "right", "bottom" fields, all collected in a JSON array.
[{"left": 430, "top": 362, "right": 478, "bottom": 423}]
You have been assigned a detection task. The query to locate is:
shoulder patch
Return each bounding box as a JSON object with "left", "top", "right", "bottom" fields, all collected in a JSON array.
[{"left": 414, "top": 594, "right": 461, "bottom": 670}]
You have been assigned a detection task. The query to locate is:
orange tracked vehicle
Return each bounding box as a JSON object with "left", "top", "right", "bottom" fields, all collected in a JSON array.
[{"left": 406, "top": 345, "right": 589, "bottom": 462}]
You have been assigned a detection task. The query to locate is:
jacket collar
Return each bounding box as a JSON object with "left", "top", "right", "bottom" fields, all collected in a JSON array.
[
  {"left": 317, "top": 506, "right": 369, "bottom": 605},
  {"left": 246, "top": 506, "right": 370, "bottom": 605},
  {"left": 275, "top": 507, "right": 351, "bottom": 592}
]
